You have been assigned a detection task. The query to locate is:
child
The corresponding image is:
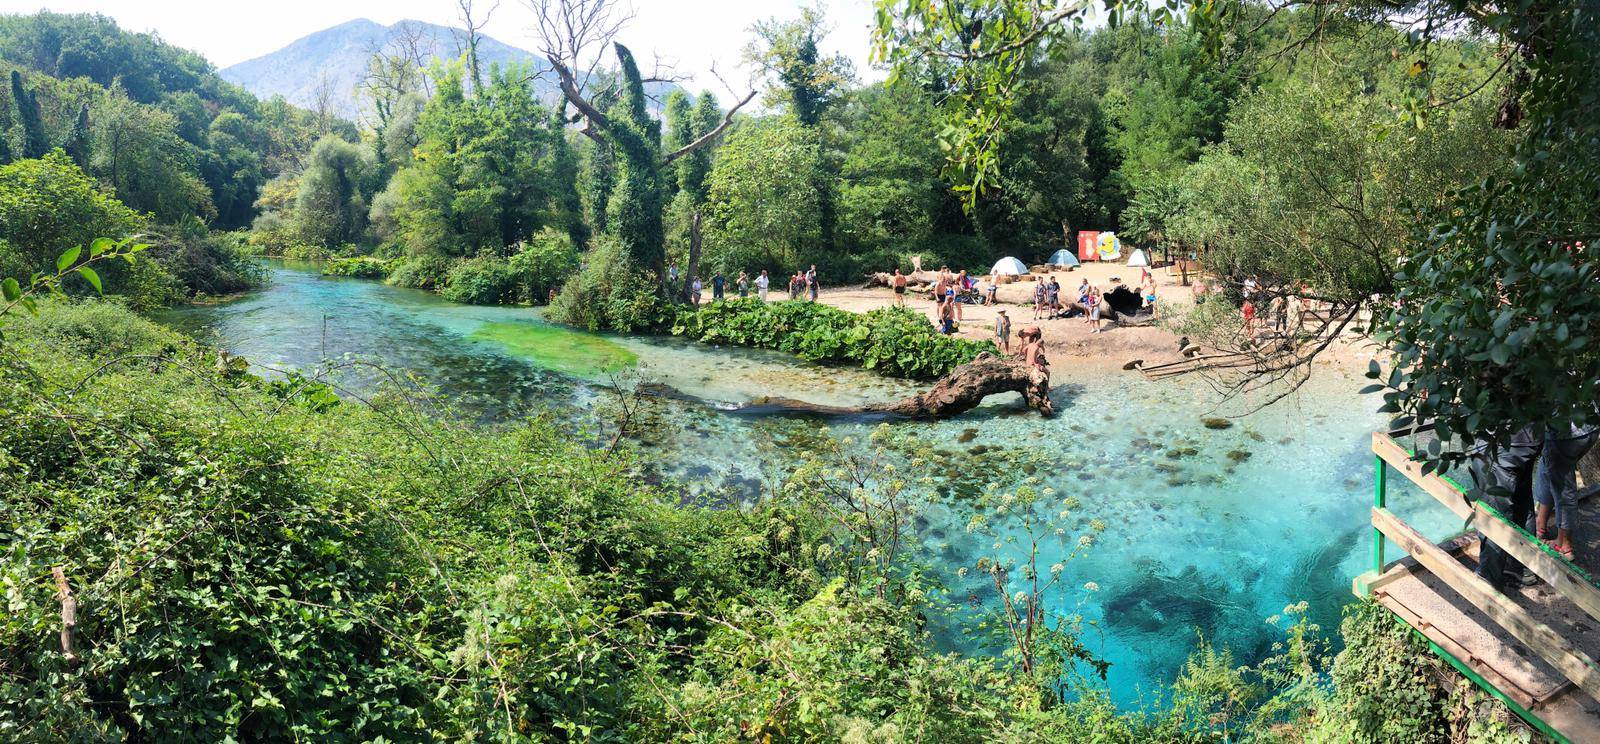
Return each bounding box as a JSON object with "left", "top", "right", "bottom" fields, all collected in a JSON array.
[{"left": 994, "top": 308, "right": 1012, "bottom": 353}]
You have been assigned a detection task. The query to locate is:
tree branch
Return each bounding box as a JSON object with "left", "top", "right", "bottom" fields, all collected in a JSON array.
[{"left": 663, "top": 88, "right": 755, "bottom": 164}]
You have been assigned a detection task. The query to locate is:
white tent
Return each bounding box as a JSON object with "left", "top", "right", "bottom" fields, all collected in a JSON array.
[
  {"left": 990, "top": 256, "right": 1028, "bottom": 276},
  {"left": 1125, "top": 248, "right": 1150, "bottom": 268},
  {"left": 1047, "top": 249, "right": 1080, "bottom": 267}
]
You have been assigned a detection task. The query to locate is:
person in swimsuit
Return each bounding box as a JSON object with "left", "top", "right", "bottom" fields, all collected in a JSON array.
[
  {"left": 1033, "top": 280, "right": 1047, "bottom": 320},
  {"left": 892, "top": 269, "right": 908, "bottom": 307}
]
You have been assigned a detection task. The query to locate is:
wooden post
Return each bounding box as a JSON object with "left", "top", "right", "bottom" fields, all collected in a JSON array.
[
  {"left": 1372, "top": 506, "right": 1600, "bottom": 702},
  {"left": 52, "top": 566, "right": 78, "bottom": 665}
]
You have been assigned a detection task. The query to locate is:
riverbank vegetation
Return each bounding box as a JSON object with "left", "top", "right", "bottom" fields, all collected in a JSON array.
[
  {"left": 0, "top": 296, "right": 1530, "bottom": 740},
  {"left": 1, "top": 0, "right": 1593, "bottom": 738}
]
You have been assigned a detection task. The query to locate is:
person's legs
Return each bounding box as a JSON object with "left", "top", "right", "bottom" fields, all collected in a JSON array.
[
  {"left": 1473, "top": 424, "right": 1544, "bottom": 589},
  {"left": 1542, "top": 424, "right": 1599, "bottom": 555}
]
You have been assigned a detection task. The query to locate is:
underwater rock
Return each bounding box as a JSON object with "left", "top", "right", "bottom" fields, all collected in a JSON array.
[
  {"left": 1245, "top": 431, "right": 1265, "bottom": 442},
  {"left": 1202, "top": 417, "right": 1234, "bottom": 430},
  {"left": 1226, "top": 449, "right": 1252, "bottom": 463},
  {"left": 958, "top": 428, "right": 979, "bottom": 443}
]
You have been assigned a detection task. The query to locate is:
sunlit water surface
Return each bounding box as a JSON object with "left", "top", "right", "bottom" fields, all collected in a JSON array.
[{"left": 159, "top": 263, "right": 1456, "bottom": 705}]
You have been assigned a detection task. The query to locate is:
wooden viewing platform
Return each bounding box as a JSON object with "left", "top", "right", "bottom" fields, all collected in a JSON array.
[{"left": 1355, "top": 431, "right": 1600, "bottom": 742}]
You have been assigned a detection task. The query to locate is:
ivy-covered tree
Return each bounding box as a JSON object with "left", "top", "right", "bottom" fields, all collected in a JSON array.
[
  {"left": 10, "top": 70, "right": 49, "bottom": 159},
  {"left": 531, "top": 0, "right": 753, "bottom": 328}
]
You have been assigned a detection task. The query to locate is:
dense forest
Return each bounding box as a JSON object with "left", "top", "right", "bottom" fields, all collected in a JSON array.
[{"left": 2, "top": 1, "right": 1596, "bottom": 740}]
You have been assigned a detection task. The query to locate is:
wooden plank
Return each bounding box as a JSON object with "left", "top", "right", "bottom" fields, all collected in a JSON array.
[
  {"left": 1470, "top": 500, "right": 1600, "bottom": 624},
  {"left": 1371, "top": 431, "right": 1471, "bottom": 519},
  {"left": 1372, "top": 431, "right": 1600, "bottom": 623},
  {"left": 1372, "top": 506, "right": 1600, "bottom": 702}
]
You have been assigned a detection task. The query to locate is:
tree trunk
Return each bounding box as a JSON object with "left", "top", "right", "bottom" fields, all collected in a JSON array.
[
  {"left": 681, "top": 210, "right": 702, "bottom": 303},
  {"left": 732, "top": 353, "right": 1054, "bottom": 419}
]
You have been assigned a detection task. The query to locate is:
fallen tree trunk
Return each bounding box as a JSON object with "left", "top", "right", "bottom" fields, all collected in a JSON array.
[
  {"left": 740, "top": 352, "right": 1054, "bottom": 419},
  {"left": 636, "top": 353, "right": 1054, "bottom": 419}
]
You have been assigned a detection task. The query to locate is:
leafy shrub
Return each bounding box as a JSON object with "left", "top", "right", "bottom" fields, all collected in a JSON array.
[
  {"left": 147, "top": 224, "right": 267, "bottom": 298},
  {"left": 322, "top": 256, "right": 394, "bottom": 280},
  {"left": 671, "top": 299, "right": 993, "bottom": 378},
  {"left": 386, "top": 253, "right": 453, "bottom": 291},
  {"left": 549, "top": 236, "right": 671, "bottom": 332},
  {"left": 506, "top": 227, "right": 579, "bottom": 304},
  {"left": 441, "top": 253, "right": 518, "bottom": 305}
]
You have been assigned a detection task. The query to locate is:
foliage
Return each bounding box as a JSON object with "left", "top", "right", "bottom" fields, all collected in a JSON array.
[
  {"left": 1173, "top": 72, "right": 1508, "bottom": 309},
  {"left": 0, "top": 151, "right": 141, "bottom": 280},
  {"left": 441, "top": 252, "right": 519, "bottom": 305},
  {"left": 385, "top": 253, "right": 453, "bottom": 291},
  {"left": 671, "top": 298, "right": 993, "bottom": 379},
  {"left": 0, "top": 236, "right": 148, "bottom": 329},
  {"left": 549, "top": 235, "right": 671, "bottom": 333},
  {"left": 290, "top": 135, "right": 377, "bottom": 249},
  {"left": 1374, "top": 5, "right": 1600, "bottom": 466},
  {"left": 373, "top": 64, "right": 580, "bottom": 260},
  {"left": 703, "top": 115, "right": 823, "bottom": 276},
  {"left": 505, "top": 226, "right": 578, "bottom": 304},
  {"left": 321, "top": 255, "right": 394, "bottom": 280}
]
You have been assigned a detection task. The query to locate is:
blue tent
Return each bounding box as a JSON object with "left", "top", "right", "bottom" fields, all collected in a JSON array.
[{"left": 1047, "top": 249, "right": 1080, "bottom": 267}]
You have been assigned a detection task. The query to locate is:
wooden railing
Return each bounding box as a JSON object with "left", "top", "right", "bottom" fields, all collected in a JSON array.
[{"left": 1364, "top": 431, "right": 1600, "bottom": 709}]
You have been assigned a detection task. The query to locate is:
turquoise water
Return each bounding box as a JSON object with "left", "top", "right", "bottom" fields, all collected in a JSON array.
[{"left": 159, "top": 263, "right": 1458, "bottom": 704}]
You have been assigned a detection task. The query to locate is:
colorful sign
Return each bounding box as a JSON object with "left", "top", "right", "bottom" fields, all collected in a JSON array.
[{"left": 1096, "top": 232, "right": 1121, "bottom": 261}]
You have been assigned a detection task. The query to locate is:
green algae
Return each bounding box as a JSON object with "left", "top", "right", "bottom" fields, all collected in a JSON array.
[{"left": 471, "top": 321, "right": 638, "bottom": 378}]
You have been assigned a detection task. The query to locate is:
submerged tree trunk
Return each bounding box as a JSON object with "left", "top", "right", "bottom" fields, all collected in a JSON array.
[{"left": 728, "top": 353, "right": 1054, "bottom": 419}]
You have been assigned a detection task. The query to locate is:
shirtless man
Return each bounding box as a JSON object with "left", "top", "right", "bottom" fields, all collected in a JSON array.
[{"left": 892, "top": 269, "right": 909, "bottom": 307}]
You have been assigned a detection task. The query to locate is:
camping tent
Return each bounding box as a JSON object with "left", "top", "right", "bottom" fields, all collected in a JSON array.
[
  {"left": 1047, "top": 249, "right": 1080, "bottom": 267},
  {"left": 1096, "top": 232, "right": 1122, "bottom": 261},
  {"left": 990, "top": 256, "right": 1028, "bottom": 276},
  {"left": 1126, "top": 248, "right": 1149, "bottom": 268}
]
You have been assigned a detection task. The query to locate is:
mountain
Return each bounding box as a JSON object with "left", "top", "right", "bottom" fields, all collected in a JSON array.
[{"left": 221, "top": 18, "right": 552, "bottom": 120}]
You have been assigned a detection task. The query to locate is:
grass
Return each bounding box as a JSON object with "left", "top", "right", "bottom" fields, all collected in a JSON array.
[{"left": 470, "top": 320, "right": 638, "bottom": 378}]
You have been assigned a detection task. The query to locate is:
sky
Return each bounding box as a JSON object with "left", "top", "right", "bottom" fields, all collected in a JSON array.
[{"left": 0, "top": 0, "right": 884, "bottom": 102}]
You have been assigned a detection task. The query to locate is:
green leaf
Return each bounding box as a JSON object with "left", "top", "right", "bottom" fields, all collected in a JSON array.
[
  {"left": 78, "top": 266, "right": 102, "bottom": 294},
  {"left": 1, "top": 278, "right": 19, "bottom": 302},
  {"left": 89, "top": 237, "right": 114, "bottom": 257},
  {"left": 57, "top": 246, "right": 81, "bottom": 273},
  {"left": 1488, "top": 343, "right": 1510, "bottom": 365}
]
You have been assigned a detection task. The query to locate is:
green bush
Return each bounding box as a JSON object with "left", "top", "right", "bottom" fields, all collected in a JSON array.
[
  {"left": 322, "top": 256, "right": 394, "bottom": 280},
  {"left": 506, "top": 227, "right": 579, "bottom": 304},
  {"left": 441, "top": 253, "right": 518, "bottom": 305},
  {"left": 147, "top": 225, "right": 267, "bottom": 298},
  {"left": 671, "top": 299, "right": 993, "bottom": 378},
  {"left": 386, "top": 253, "right": 453, "bottom": 291},
  {"left": 549, "top": 236, "right": 671, "bottom": 332}
]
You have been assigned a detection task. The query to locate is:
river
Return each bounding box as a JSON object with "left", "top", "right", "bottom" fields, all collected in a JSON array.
[{"left": 158, "top": 262, "right": 1456, "bottom": 705}]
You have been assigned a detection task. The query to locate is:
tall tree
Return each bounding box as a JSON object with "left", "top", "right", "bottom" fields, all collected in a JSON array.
[
  {"left": 11, "top": 70, "right": 49, "bottom": 159},
  {"left": 62, "top": 103, "right": 90, "bottom": 168},
  {"left": 747, "top": 7, "right": 852, "bottom": 255},
  {"left": 528, "top": 0, "right": 753, "bottom": 281}
]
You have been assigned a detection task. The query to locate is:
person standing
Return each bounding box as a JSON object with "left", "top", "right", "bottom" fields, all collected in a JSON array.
[
  {"left": 690, "top": 277, "right": 704, "bottom": 307},
  {"left": 807, "top": 265, "right": 819, "bottom": 301},
  {"left": 1241, "top": 300, "right": 1258, "bottom": 340},
  {"left": 994, "top": 308, "right": 1011, "bottom": 353},
  {"left": 737, "top": 271, "right": 749, "bottom": 299},
  {"left": 1032, "top": 279, "right": 1047, "bottom": 320},
  {"left": 892, "top": 269, "right": 908, "bottom": 307},
  {"left": 1472, "top": 425, "right": 1545, "bottom": 591},
  {"left": 756, "top": 270, "right": 770, "bottom": 301},
  {"left": 985, "top": 277, "right": 999, "bottom": 306},
  {"left": 1047, "top": 276, "right": 1061, "bottom": 318},
  {"left": 712, "top": 272, "right": 726, "bottom": 301},
  {"left": 1088, "top": 286, "right": 1102, "bottom": 333},
  {"left": 1534, "top": 418, "right": 1600, "bottom": 560}
]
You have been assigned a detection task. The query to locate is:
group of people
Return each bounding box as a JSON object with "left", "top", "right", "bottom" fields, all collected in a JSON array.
[
  {"left": 1473, "top": 419, "right": 1600, "bottom": 591},
  {"left": 674, "top": 265, "right": 808, "bottom": 307}
]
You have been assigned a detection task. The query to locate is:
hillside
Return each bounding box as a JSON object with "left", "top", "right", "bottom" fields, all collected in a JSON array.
[{"left": 221, "top": 18, "right": 552, "bottom": 119}]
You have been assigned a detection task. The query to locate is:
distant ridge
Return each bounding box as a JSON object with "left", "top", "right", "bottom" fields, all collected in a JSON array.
[{"left": 221, "top": 18, "right": 551, "bottom": 119}]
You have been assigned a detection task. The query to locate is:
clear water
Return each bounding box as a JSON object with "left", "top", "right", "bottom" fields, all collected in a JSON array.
[{"left": 158, "top": 263, "right": 1459, "bottom": 704}]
